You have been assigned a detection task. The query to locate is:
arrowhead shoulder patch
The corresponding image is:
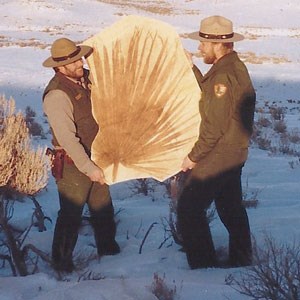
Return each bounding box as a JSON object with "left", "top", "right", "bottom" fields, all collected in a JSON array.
[
  {"left": 75, "top": 93, "right": 83, "bottom": 100},
  {"left": 214, "top": 83, "right": 227, "bottom": 98}
]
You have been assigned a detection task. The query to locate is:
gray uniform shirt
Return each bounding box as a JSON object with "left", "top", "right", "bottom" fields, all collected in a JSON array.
[{"left": 43, "top": 89, "right": 99, "bottom": 177}]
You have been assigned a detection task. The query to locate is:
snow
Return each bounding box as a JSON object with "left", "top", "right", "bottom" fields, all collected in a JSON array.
[{"left": 0, "top": 0, "right": 300, "bottom": 299}]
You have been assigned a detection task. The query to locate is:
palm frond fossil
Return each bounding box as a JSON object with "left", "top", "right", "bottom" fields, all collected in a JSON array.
[{"left": 85, "top": 16, "right": 201, "bottom": 184}]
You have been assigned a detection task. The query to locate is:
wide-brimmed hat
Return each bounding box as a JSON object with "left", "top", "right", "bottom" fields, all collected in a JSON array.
[
  {"left": 43, "top": 38, "right": 93, "bottom": 68},
  {"left": 190, "top": 15, "right": 244, "bottom": 43}
]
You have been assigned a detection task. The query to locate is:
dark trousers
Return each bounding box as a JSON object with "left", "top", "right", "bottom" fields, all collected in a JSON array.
[
  {"left": 177, "top": 166, "right": 252, "bottom": 269},
  {"left": 52, "top": 163, "right": 117, "bottom": 265}
]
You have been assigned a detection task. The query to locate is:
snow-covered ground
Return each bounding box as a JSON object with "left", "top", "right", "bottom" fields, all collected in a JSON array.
[{"left": 0, "top": 1, "right": 300, "bottom": 299}]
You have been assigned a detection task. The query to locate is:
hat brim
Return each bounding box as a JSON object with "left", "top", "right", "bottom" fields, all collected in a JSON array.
[
  {"left": 188, "top": 31, "right": 244, "bottom": 43},
  {"left": 42, "top": 45, "right": 93, "bottom": 68}
]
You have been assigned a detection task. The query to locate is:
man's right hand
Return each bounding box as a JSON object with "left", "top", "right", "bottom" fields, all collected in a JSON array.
[
  {"left": 88, "top": 167, "right": 106, "bottom": 185},
  {"left": 184, "top": 49, "right": 194, "bottom": 68}
]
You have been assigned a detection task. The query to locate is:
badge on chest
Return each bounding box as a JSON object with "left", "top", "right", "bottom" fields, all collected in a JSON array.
[{"left": 214, "top": 83, "right": 227, "bottom": 98}]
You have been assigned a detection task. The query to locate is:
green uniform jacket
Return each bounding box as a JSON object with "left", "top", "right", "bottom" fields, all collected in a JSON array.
[{"left": 189, "top": 51, "right": 256, "bottom": 180}]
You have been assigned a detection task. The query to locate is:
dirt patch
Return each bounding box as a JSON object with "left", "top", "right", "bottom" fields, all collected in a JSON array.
[
  {"left": 239, "top": 52, "right": 291, "bottom": 64},
  {"left": 96, "top": 0, "right": 199, "bottom": 15},
  {"left": 188, "top": 50, "right": 290, "bottom": 65},
  {"left": 0, "top": 36, "right": 47, "bottom": 49}
]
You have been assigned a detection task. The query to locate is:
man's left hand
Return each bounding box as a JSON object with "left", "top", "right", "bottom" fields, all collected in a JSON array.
[{"left": 181, "top": 156, "right": 196, "bottom": 172}]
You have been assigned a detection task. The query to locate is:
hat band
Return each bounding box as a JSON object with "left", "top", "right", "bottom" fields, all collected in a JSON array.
[
  {"left": 52, "top": 46, "right": 81, "bottom": 62},
  {"left": 199, "top": 32, "right": 234, "bottom": 40}
]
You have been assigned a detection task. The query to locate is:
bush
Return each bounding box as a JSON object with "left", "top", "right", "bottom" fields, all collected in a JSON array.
[
  {"left": 257, "top": 115, "right": 272, "bottom": 128},
  {"left": 288, "top": 158, "right": 300, "bottom": 169},
  {"left": 150, "top": 273, "right": 179, "bottom": 300},
  {"left": 242, "top": 178, "right": 260, "bottom": 208},
  {"left": 0, "top": 95, "right": 51, "bottom": 276},
  {"left": 226, "top": 235, "right": 300, "bottom": 300},
  {"left": 270, "top": 106, "right": 285, "bottom": 121},
  {"left": 256, "top": 136, "right": 272, "bottom": 151},
  {"left": 25, "top": 106, "right": 46, "bottom": 138},
  {"left": 251, "top": 104, "right": 300, "bottom": 158},
  {"left": 289, "top": 129, "right": 300, "bottom": 144},
  {"left": 27, "top": 121, "right": 46, "bottom": 138},
  {"left": 273, "top": 120, "right": 287, "bottom": 134}
]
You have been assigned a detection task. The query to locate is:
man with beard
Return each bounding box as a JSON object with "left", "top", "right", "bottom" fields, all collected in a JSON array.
[
  {"left": 178, "top": 16, "right": 256, "bottom": 269},
  {"left": 43, "top": 38, "right": 120, "bottom": 273}
]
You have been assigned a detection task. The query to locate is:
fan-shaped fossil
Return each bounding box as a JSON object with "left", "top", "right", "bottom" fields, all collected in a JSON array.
[{"left": 84, "top": 15, "right": 201, "bottom": 184}]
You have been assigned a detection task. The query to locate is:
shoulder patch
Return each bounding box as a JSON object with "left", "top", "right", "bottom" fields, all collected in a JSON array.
[
  {"left": 214, "top": 84, "right": 227, "bottom": 98},
  {"left": 75, "top": 93, "right": 83, "bottom": 101}
]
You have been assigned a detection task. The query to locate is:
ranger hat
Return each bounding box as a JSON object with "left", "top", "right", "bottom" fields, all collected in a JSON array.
[
  {"left": 43, "top": 38, "right": 93, "bottom": 68},
  {"left": 190, "top": 15, "right": 244, "bottom": 43}
]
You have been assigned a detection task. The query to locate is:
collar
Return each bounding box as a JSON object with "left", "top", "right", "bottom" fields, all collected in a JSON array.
[{"left": 201, "top": 51, "right": 238, "bottom": 82}]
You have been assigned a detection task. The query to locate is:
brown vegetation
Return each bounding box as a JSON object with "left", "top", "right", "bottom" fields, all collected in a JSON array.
[
  {"left": 0, "top": 95, "right": 51, "bottom": 276},
  {"left": 227, "top": 235, "right": 300, "bottom": 300},
  {"left": 0, "top": 95, "right": 50, "bottom": 195}
]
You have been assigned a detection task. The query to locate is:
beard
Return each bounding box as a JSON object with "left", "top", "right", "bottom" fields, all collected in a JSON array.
[
  {"left": 68, "top": 68, "right": 84, "bottom": 79},
  {"left": 203, "top": 53, "right": 216, "bottom": 64},
  {"left": 62, "top": 64, "right": 84, "bottom": 79}
]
